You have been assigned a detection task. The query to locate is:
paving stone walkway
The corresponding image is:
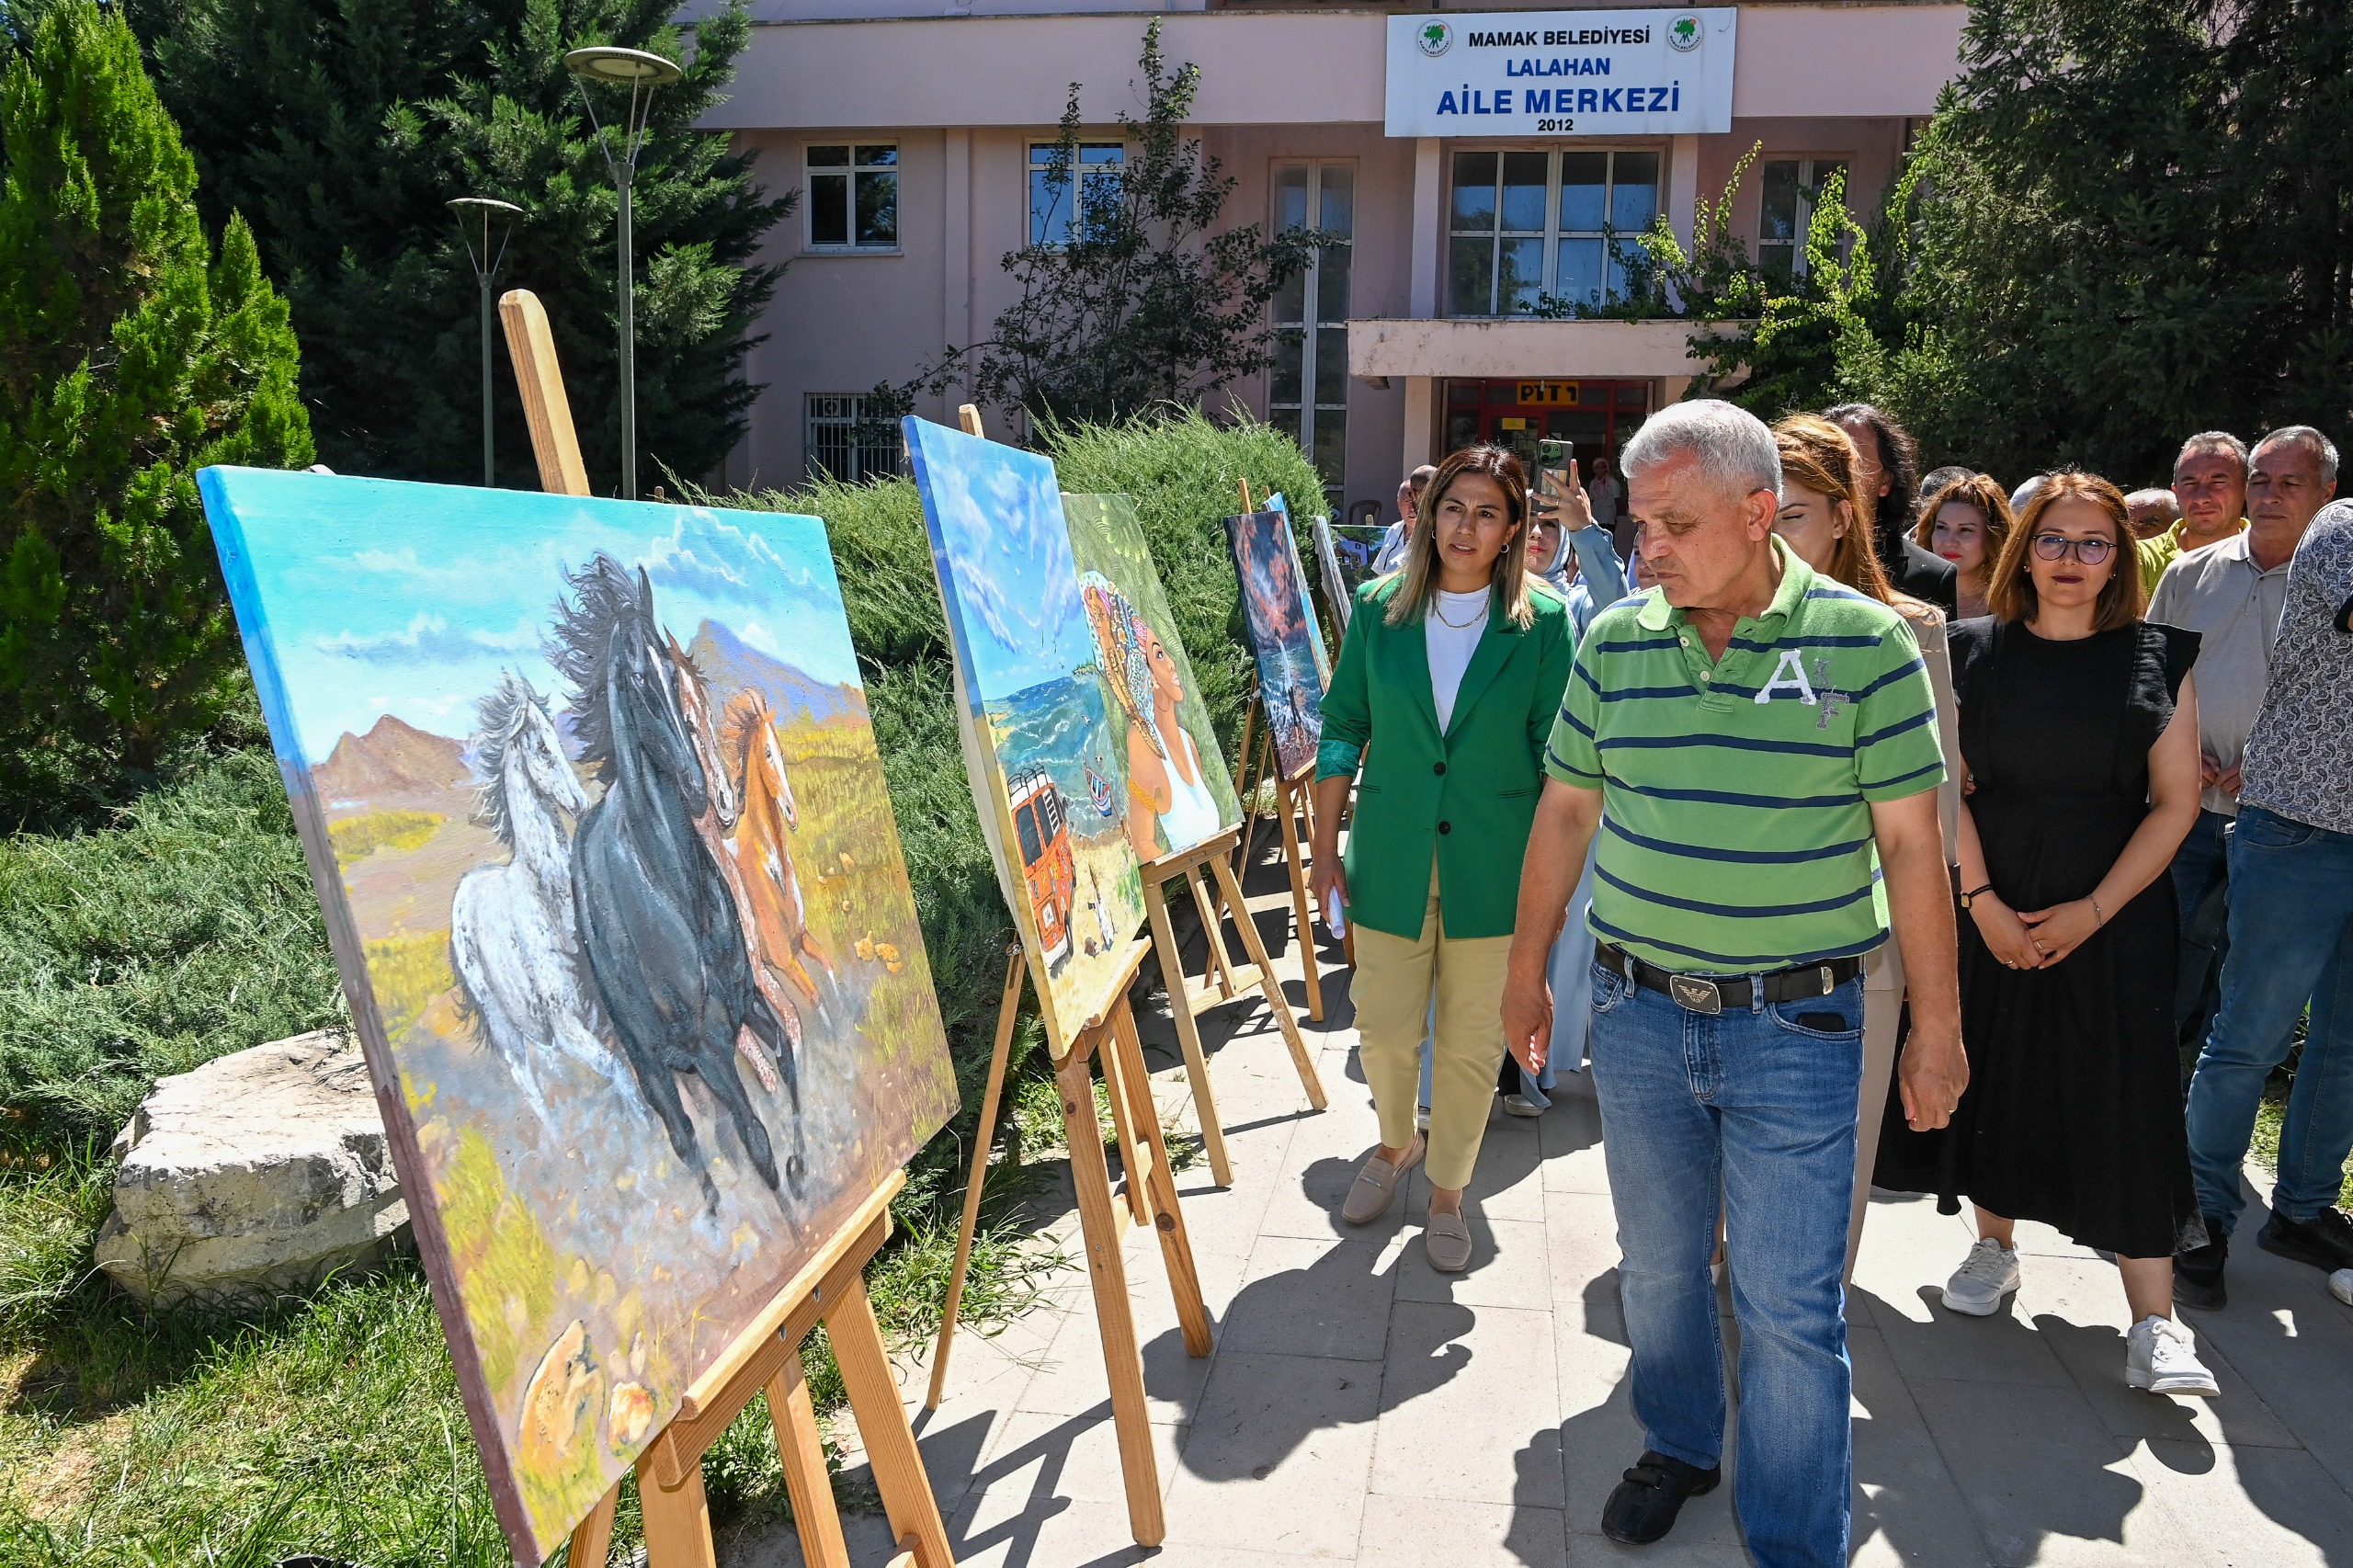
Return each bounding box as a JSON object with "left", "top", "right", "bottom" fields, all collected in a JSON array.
[{"left": 747, "top": 863, "right": 2353, "bottom": 1568}]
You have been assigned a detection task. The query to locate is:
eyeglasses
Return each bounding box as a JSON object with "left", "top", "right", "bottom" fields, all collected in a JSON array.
[{"left": 2030, "top": 532, "right": 2116, "bottom": 565}]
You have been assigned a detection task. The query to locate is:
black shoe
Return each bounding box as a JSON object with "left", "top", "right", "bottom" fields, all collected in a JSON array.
[
  {"left": 1601, "top": 1449, "right": 1722, "bottom": 1546},
  {"left": 2257, "top": 1206, "right": 2353, "bottom": 1273},
  {"left": 2175, "top": 1224, "right": 2228, "bottom": 1312}
]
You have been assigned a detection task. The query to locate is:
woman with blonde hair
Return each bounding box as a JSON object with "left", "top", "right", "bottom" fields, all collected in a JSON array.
[
  {"left": 1915, "top": 474, "right": 2015, "bottom": 620},
  {"left": 1875, "top": 472, "right": 2218, "bottom": 1396},
  {"left": 1770, "top": 414, "right": 1902, "bottom": 601},
  {"left": 1310, "top": 446, "right": 1576, "bottom": 1271}
]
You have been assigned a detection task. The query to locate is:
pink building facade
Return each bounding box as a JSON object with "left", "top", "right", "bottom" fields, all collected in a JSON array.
[{"left": 705, "top": 3, "right": 1967, "bottom": 524}]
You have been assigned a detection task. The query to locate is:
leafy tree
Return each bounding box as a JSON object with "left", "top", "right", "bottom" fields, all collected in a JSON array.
[
  {"left": 131, "top": 0, "right": 790, "bottom": 491},
  {"left": 0, "top": 0, "right": 312, "bottom": 788},
  {"left": 1881, "top": 0, "right": 2353, "bottom": 479},
  {"left": 882, "top": 20, "right": 1324, "bottom": 434}
]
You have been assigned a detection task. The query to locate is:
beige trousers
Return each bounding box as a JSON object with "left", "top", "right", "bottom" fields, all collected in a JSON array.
[{"left": 1351, "top": 861, "right": 1515, "bottom": 1190}]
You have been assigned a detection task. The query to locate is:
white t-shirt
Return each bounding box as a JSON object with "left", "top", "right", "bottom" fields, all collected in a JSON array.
[{"left": 1426, "top": 588, "right": 1491, "bottom": 732}]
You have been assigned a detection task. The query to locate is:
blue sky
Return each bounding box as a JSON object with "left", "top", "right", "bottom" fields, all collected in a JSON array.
[
  {"left": 201, "top": 469, "right": 860, "bottom": 766},
  {"left": 904, "top": 418, "right": 1090, "bottom": 700}
]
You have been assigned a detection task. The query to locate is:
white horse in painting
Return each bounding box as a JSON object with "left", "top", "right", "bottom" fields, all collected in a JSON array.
[{"left": 450, "top": 673, "right": 620, "bottom": 1118}]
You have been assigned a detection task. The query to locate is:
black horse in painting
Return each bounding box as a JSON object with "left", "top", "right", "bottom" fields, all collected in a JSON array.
[{"left": 549, "top": 554, "right": 805, "bottom": 1205}]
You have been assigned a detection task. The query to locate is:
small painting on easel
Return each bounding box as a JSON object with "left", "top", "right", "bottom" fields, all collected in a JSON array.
[
  {"left": 1262, "top": 493, "right": 1333, "bottom": 686},
  {"left": 1063, "top": 493, "right": 1242, "bottom": 861},
  {"left": 1313, "top": 517, "right": 1392, "bottom": 631},
  {"left": 1225, "top": 506, "right": 1326, "bottom": 779},
  {"left": 904, "top": 419, "right": 1147, "bottom": 1058},
  {"left": 199, "top": 468, "right": 958, "bottom": 1563}
]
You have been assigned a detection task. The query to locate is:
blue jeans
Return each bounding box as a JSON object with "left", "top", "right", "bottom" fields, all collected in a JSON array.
[
  {"left": 1587, "top": 962, "right": 1861, "bottom": 1568},
  {"left": 2184, "top": 804, "right": 2353, "bottom": 1236},
  {"left": 2169, "top": 809, "right": 2233, "bottom": 1051}
]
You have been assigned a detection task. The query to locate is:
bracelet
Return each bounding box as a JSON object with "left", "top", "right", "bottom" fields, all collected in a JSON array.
[
  {"left": 1960, "top": 882, "right": 1994, "bottom": 909},
  {"left": 2091, "top": 896, "right": 2106, "bottom": 926}
]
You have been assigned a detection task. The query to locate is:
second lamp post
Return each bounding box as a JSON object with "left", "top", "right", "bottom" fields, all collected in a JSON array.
[{"left": 564, "top": 44, "right": 682, "bottom": 502}]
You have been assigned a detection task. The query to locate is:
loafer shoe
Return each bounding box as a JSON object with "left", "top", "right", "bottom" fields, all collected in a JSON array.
[
  {"left": 2257, "top": 1206, "right": 2353, "bottom": 1273},
  {"left": 1340, "top": 1136, "right": 1422, "bottom": 1225},
  {"left": 1425, "top": 1210, "right": 1473, "bottom": 1272},
  {"left": 1601, "top": 1449, "right": 1721, "bottom": 1546},
  {"left": 2174, "top": 1223, "right": 2228, "bottom": 1312}
]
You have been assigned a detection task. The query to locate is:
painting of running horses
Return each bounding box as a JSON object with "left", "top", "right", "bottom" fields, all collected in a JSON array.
[
  {"left": 1063, "top": 493, "right": 1242, "bottom": 861},
  {"left": 903, "top": 419, "right": 1147, "bottom": 1059},
  {"left": 1225, "top": 506, "right": 1327, "bottom": 780},
  {"left": 199, "top": 467, "right": 956, "bottom": 1564}
]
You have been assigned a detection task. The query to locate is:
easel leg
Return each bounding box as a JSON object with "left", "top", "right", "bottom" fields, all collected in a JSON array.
[
  {"left": 1210, "top": 854, "right": 1327, "bottom": 1110},
  {"left": 1142, "top": 875, "right": 1233, "bottom": 1187},
  {"left": 637, "top": 1449, "right": 718, "bottom": 1568},
  {"left": 1096, "top": 1014, "right": 1154, "bottom": 1226},
  {"left": 1056, "top": 1040, "right": 1166, "bottom": 1547},
  {"left": 1189, "top": 866, "right": 1241, "bottom": 1000},
  {"left": 1110, "top": 998, "right": 1214, "bottom": 1357},
  {"left": 928, "top": 946, "right": 1027, "bottom": 1409},
  {"left": 567, "top": 1484, "right": 618, "bottom": 1567},
  {"left": 1275, "top": 776, "right": 1326, "bottom": 1022},
  {"left": 827, "top": 1276, "right": 958, "bottom": 1568},
  {"left": 767, "top": 1350, "right": 853, "bottom": 1568}
]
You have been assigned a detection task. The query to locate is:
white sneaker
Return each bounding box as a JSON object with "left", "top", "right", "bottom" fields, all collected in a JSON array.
[
  {"left": 1415, "top": 1104, "right": 1432, "bottom": 1131},
  {"left": 2127, "top": 1314, "right": 2219, "bottom": 1396},
  {"left": 2330, "top": 1268, "right": 2352, "bottom": 1308},
  {"left": 1501, "top": 1093, "right": 1545, "bottom": 1118},
  {"left": 1941, "top": 1237, "right": 2021, "bottom": 1316}
]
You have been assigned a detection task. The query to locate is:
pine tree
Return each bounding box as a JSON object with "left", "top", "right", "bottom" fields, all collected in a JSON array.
[
  {"left": 0, "top": 0, "right": 313, "bottom": 785},
  {"left": 132, "top": 0, "right": 790, "bottom": 492}
]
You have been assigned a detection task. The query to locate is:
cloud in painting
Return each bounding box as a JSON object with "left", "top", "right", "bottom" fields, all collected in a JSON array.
[
  {"left": 642, "top": 510, "right": 825, "bottom": 612},
  {"left": 316, "top": 613, "right": 539, "bottom": 665},
  {"left": 926, "top": 439, "right": 1084, "bottom": 665}
]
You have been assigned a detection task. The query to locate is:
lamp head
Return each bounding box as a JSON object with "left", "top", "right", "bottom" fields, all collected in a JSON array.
[
  {"left": 563, "top": 46, "right": 682, "bottom": 86},
  {"left": 447, "top": 197, "right": 525, "bottom": 220}
]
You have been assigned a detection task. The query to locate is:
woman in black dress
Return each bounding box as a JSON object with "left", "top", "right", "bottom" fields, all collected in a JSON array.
[{"left": 1875, "top": 472, "right": 2218, "bottom": 1397}]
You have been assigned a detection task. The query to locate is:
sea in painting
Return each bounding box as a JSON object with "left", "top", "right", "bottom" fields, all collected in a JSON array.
[
  {"left": 199, "top": 468, "right": 958, "bottom": 1564},
  {"left": 1063, "top": 493, "right": 1242, "bottom": 862},
  {"left": 1225, "top": 507, "right": 1326, "bottom": 780},
  {"left": 903, "top": 420, "right": 1147, "bottom": 1058}
]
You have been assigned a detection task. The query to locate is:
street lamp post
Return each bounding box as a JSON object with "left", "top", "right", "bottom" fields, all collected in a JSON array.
[
  {"left": 447, "top": 197, "right": 524, "bottom": 487},
  {"left": 563, "top": 44, "right": 683, "bottom": 502}
]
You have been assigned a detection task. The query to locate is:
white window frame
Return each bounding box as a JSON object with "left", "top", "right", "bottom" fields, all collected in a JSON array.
[
  {"left": 804, "top": 393, "right": 902, "bottom": 483},
  {"left": 1028, "top": 140, "right": 1125, "bottom": 248},
  {"left": 804, "top": 142, "right": 900, "bottom": 254},
  {"left": 1756, "top": 155, "right": 1852, "bottom": 283},
  {"left": 1444, "top": 146, "right": 1664, "bottom": 318},
  {"left": 1269, "top": 161, "right": 1355, "bottom": 506}
]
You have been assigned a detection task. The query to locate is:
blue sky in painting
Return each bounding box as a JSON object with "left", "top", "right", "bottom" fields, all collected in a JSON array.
[
  {"left": 200, "top": 469, "right": 857, "bottom": 765},
  {"left": 903, "top": 418, "right": 1090, "bottom": 700}
]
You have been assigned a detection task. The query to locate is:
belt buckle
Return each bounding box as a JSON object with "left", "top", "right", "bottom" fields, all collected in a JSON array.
[{"left": 1667, "top": 973, "right": 1722, "bottom": 1015}]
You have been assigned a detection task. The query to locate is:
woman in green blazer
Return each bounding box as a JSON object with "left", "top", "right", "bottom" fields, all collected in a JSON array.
[{"left": 1310, "top": 445, "right": 1577, "bottom": 1271}]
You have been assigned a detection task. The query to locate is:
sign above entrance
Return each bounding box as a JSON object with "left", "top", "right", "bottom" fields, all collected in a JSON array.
[
  {"left": 1518, "top": 381, "right": 1580, "bottom": 405},
  {"left": 1384, "top": 9, "right": 1736, "bottom": 139}
]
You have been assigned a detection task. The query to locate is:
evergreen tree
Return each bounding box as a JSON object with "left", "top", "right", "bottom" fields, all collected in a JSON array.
[
  {"left": 1884, "top": 0, "right": 2353, "bottom": 480},
  {"left": 0, "top": 0, "right": 312, "bottom": 784},
  {"left": 131, "top": 0, "right": 790, "bottom": 490}
]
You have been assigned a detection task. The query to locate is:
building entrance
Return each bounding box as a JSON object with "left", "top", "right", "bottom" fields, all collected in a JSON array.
[{"left": 1442, "top": 378, "right": 1654, "bottom": 481}]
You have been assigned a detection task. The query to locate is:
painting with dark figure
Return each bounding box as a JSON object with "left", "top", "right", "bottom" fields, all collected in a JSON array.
[
  {"left": 199, "top": 468, "right": 957, "bottom": 1563},
  {"left": 1313, "top": 517, "right": 1391, "bottom": 631},
  {"left": 1225, "top": 507, "right": 1327, "bottom": 778}
]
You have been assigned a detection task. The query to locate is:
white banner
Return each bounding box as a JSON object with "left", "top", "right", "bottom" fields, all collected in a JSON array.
[{"left": 1384, "top": 9, "right": 1737, "bottom": 139}]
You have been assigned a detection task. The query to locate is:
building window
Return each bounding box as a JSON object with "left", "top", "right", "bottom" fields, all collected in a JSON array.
[
  {"left": 1757, "top": 157, "right": 1849, "bottom": 286},
  {"left": 1029, "top": 141, "right": 1124, "bottom": 247},
  {"left": 805, "top": 394, "right": 901, "bottom": 482},
  {"left": 1446, "top": 148, "right": 1660, "bottom": 318},
  {"left": 1270, "top": 164, "right": 1354, "bottom": 504},
  {"left": 806, "top": 144, "right": 898, "bottom": 251}
]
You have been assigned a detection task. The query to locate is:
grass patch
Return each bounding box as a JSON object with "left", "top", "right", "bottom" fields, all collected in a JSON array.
[{"left": 327, "top": 810, "right": 443, "bottom": 866}]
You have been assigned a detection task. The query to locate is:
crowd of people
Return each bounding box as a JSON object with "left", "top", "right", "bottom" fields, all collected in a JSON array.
[{"left": 1310, "top": 400, "right": 2353, "bottom": 1568}]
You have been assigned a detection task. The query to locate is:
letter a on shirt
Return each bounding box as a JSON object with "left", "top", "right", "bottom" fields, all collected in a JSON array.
[{"left": 1755, "top": 648, "right": 1819, "bottom": 705}]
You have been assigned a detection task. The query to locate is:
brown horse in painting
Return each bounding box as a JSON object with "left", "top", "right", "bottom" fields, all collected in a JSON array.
[{"left": 720, "top": 688, "right": 835, "bottom": 1010}]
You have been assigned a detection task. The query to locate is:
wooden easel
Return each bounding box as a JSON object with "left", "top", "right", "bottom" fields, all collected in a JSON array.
[
  {"left": 1232, "top": 694, "right": 1341, "bottom": 1015},
  {"left": 1138, "top": 824, "right": 1326, "bottom": 1188},
  {"left": 505, "top": 292, "right": 959, "bottom": 1568},
  {"left": 926, "top": 938, "right": 1212, "bottom": 1545}
]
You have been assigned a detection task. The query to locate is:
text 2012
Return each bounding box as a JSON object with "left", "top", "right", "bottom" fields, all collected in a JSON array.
[{"left": 1534, "top": 118, "right": 1577, "bottom": 132}]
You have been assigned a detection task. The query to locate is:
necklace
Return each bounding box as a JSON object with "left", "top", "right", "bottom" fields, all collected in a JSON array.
[{"left": 1432, "top": 592, "right": 1488, "bottom": 628}]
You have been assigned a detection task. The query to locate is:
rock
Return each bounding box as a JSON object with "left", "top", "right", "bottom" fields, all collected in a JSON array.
[{"left": 95, "top": 1028, "right": 409, "bottom": 1308}]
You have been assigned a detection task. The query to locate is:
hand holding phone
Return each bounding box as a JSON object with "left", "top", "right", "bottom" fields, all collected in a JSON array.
[{"left": 1534, "top": 437, "right": 1594, "bottom": 532}]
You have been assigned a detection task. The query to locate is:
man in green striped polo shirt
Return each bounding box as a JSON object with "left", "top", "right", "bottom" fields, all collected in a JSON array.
[{"left": 1500, "top": 401, "right": 1965, "bottom": 1568}]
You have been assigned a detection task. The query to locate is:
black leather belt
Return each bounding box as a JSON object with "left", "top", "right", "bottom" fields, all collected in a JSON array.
[{"left": 1596, "top": 943, "right": 1859, "bottom": 1016}]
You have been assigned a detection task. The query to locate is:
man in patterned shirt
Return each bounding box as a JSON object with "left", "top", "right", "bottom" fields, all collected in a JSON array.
[
  {"left": 1501, "top": 401, "right": 1965, "bottom": 1568},
  {"left": 2176, "top": 494, "right": 2353, "bottom": 1306}
]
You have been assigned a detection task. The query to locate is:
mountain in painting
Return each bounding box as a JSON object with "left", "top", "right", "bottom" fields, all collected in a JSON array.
[
  {"left": 687, "top": 619, "right": 870, "bottom": 728},
  {"left": 313, "top": 714, "right": 470, "bottom": 801}
]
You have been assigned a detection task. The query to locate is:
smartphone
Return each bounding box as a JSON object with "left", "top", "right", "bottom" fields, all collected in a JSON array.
[{"left": 1536, "top": 437, "right": 1574, "bottom": 512}]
